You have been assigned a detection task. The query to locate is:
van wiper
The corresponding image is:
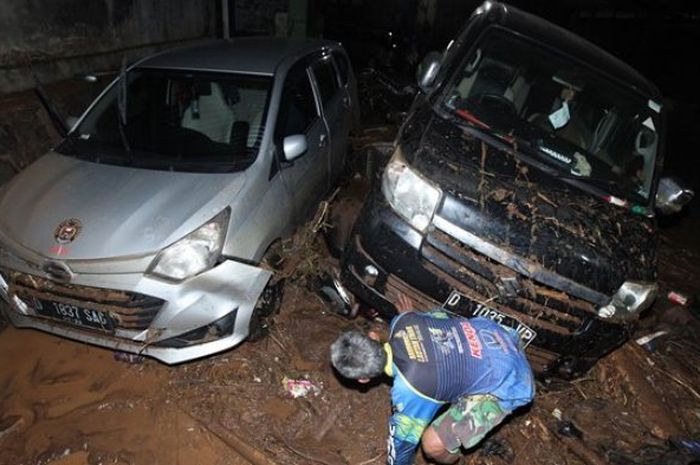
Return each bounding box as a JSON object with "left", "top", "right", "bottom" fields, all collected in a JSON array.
[
  {"left": 549, "top": 170, "right": 630, "bottom": 197},
  {"left": 117, "top": 56, "right": 131, "bottom": 157}
]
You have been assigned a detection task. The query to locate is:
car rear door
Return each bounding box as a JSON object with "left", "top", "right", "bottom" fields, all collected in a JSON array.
[
  {"left": 275, "top": 61, "right": 330, "bottom": 222},
  {"left": 310, "top": 54, "right": 351, "bottom": 187}
]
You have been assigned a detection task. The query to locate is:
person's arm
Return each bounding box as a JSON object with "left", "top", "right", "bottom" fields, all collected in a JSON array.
[{"left": 387, "top": 374, "right": 443, "bottom": 465}]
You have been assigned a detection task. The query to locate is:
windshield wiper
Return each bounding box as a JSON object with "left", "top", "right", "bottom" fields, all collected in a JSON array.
[
  {"left": 116, "top": 56, "right": 132, "bottom": 157},
  {"left": 548, "top": 170, "right": 632, "bottom": 198}
]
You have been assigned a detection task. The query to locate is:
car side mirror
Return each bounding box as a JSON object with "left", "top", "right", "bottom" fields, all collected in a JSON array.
[
  {"left": 283, "top": 135, "right": 307, "bottom": 162},
  {"left": 655, "top": 176, "right": 694, "bottom": 215},
  {"left": 416, "top": 51, "right": 441, "bottom": 93}
]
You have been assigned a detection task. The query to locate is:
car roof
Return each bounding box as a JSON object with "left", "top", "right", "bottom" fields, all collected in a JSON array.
[
  {"left": 484, "top": 2, "right": 660, "bottom": 98},
  {"left": 135, "top": 37, "right": 341, "bottom": 76}
]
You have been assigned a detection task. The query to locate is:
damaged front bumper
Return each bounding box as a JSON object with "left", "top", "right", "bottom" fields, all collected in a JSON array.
[
  {"left": 341, "top": 190, "right": 630, "bottom": 377},
  {"left": 0, "top": 248, "right": 271, "bottom": 364}
]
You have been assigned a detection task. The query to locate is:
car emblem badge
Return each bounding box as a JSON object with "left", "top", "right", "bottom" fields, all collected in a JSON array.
[{"left": 54, "top": 218, "right": 82, "bottom": 244}]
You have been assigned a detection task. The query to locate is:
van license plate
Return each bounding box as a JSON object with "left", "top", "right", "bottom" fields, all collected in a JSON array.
[{"left": 443, "top": 291, "right": 537, "bottom": 347}]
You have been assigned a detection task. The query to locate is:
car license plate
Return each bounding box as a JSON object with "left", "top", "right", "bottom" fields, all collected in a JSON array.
[
  {"left": 30, "top": 296, "right": 115, "bottom": 332},
  {"left": 443, "top": 290, "right": 537, "bottom": 347}
]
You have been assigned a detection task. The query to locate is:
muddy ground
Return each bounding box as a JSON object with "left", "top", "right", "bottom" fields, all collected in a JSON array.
[{"left": 2, "top": 75, "right": 700, "bottom": 465}]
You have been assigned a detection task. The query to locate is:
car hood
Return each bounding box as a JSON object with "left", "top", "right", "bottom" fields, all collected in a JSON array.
[
  {"left": 404, "top": 114, "right": 656, "bottom": 295},
  {"left": 0, "top": 152, "right": 247, "bottom": 260}
]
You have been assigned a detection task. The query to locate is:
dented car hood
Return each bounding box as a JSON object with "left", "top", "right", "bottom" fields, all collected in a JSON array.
[
  {"left": 406, "top": 115, "right": 657, "bottom": 296},
  {"left": 0, "top": 152, "right": 246, "bottom": 260}
]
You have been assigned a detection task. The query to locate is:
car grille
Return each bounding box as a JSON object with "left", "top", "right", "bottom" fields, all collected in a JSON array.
[
  {"left": 421, "top": 229, "right": 597, "bottom": 337},
  {"left": 5, "top": 271, "right": 163, "bottom": 330}
]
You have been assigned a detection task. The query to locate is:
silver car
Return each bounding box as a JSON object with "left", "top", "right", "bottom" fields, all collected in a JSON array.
[{"left": 0, "top": 38, "right": 358, "bottom": 363}]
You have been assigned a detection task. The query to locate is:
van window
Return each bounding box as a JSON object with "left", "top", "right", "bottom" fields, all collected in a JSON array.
[
  {"left": 312, "top": 57, "right": 340, "bottom": 106},
  {"left": 332, "top": 51, "right": 349, "bottom": 86}
]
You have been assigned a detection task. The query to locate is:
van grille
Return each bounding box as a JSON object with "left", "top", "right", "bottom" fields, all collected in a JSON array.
[{"left": 421, "top": 230, "right": 597, "bottom": 336}]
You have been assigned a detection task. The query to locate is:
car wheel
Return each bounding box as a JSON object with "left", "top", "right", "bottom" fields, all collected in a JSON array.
[
  {"left": 0, "top": 301, "right": 8, "bottom": 333},
  {"left": 248, "top": 278, "right": 285, "bottom": 342}
]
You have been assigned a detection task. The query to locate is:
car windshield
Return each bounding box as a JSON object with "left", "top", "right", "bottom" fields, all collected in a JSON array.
[
  {"left": 443, "top": 29, "right": 660, "bottom": 203},
  {"left": 57, "top": 68, "right": 272, "bottom": 172}
]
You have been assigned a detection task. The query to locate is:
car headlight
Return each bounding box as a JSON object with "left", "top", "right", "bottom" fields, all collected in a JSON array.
[
  {"left": 598, "top": 280, "right": 658, "bottom": 320},
  {"left": 147, "top": 209, "right": 230, "bottom": 282},
  {"left": 381, "top": 148, "right": 442, "bottom": 232}
]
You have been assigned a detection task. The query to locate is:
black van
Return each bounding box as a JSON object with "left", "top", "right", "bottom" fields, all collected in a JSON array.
[{"left": 340, "top": 2, "right": 693, "bottom": 377}]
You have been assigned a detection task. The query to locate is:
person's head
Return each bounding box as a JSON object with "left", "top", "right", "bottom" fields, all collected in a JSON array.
[{"left": 330, "top": 330, "right": 386, "bottom": 383}]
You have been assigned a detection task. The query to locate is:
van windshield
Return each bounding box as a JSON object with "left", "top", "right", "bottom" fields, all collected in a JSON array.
[
  {"left": 443, "top": 29, "right": 660, "bottom": 203},
  {"left": 57, "top": 69, "right": 271, "bottom": 172}
]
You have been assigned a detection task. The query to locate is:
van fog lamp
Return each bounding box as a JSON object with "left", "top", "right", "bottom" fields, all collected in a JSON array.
[
  {"left": 381, "top": 149, "right": 442, "bottom": 233},
  {"left": 363, "top": 264, "right": 379, "bottom": 286},
  {"left": 147, "top": 209, "right": 229, "bottom": 282},
  {"left": 598, "top": 281, "right": 657, "bottom": 320}
]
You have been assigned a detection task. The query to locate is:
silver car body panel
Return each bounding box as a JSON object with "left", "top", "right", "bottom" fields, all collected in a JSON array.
[{"left": 0, "top": 254, "right": 271, "bottom": 364}]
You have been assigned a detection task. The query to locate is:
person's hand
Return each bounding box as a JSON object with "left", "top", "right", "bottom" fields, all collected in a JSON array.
[
  {"left": 395, "top": 293, "right": 415, "bottom": 313},
  {"left": 561, "top": 87, "right": 576, "bottom": 102}
]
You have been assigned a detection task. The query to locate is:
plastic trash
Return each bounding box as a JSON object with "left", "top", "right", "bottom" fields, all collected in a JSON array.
[
  {"left": 635, "top": 330, "right": 669, "bottom": 352},
  {"left": 113, "top": 351, "right": 145, "bottom": 364},
  {"left": 282, "top": 376, "right": 322, "bottom": 398},
  {"left": 668, "top": 291, "right": 689, "bottom": 306}
]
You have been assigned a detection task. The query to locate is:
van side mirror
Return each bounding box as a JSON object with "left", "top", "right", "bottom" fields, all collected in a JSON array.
[
  {"left": 416, "top": 51, "right": 442, "bottom": 93},
  {"left": 655, "top": 176, "right": 694, "bottom": 215},
  {"left": 283, "top": 135, "right": 307, "bottom": 162}
]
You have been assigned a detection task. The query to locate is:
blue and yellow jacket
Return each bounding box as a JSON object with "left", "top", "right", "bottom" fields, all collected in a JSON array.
[{"left": 385, "top": 311, "right": 535, "bottom": 465}]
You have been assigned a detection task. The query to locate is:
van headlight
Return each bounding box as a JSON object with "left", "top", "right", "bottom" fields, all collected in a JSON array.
[
  {"left": 598, "top": 281, "right": 658, "bottom": 320},
  {"left": 147, "top": 209, "right": 229, "bottom": 282},
  {"left": 381, "top": 149, "right": 442, "bottom": 232}
]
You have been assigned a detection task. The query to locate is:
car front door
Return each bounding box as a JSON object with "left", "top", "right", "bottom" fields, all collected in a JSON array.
[
  {"left": 275, "top": 62, "right": 330, "bottom": 223},
  {"left": 310, "top": 54, "right": 350, "bottom": 187}
]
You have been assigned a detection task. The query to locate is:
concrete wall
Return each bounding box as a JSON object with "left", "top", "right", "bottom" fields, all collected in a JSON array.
[
  {"left": 234, "top": 0, "right": 289, "bottom": 35},
  {"left": 0, "top": 0, "right": 218, "bottom": 93}
]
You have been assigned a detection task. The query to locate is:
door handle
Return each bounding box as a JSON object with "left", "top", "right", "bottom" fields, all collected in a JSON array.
[
  {"left": 342, "top": 96, "right": 351, "bottom": 108},
  {"left": 319, "top": 134, "right": 327, "bottom": 148}
]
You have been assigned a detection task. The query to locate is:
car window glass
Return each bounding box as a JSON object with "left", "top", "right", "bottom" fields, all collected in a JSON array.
[
  {"left": 312, "top": 58, "right": 340, "bottom": 106},
  {"left": 276, "top": 69, "right": 318, "bottom": 141},
  {"left": 332, "top": 52, "right": 349, "bottom": 86},
  {"left": 62, "top": 70, "right": 271, "bottom": 172}
]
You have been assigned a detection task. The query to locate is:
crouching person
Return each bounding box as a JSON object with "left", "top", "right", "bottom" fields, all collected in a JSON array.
[{"left": 330, "top": 296, "right": 535, "bottom": 465}]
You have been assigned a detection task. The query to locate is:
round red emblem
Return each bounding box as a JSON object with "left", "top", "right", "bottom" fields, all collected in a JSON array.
[{"left": 54, "top": 218, "right": 82, "bottom": 244}]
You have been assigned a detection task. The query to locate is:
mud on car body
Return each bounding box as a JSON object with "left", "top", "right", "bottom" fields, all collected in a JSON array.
[
  {"left": 0, "top": 38, "right": 359, "bottom": 363},
  {"left": 340, "top": 2, "right": 693, "bottom": 377}
]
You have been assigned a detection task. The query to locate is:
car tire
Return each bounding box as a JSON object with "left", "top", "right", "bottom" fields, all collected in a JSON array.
[
  {"left": 0, "top": 301, "right": 8, "bottom": 333},
  {"left": 248, "top": 278, "right": 285, "bottom": 342}
]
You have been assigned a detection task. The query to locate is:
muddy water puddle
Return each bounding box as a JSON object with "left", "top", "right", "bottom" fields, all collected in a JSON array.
[{"left": 0, "top": 328, "right": 252, "bottom": 465}]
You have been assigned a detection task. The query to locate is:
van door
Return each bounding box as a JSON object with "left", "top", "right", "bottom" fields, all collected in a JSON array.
[
  {"left": 275, "top": 62, "right": 330, "bottom": 222},
  {"left": 310, "top": 54, "right": 350, "bottom": 187}
]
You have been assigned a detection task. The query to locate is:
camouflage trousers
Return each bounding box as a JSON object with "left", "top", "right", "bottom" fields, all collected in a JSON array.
[{"left": 431, "top": 394, "right": 509, "bottom": 454}]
